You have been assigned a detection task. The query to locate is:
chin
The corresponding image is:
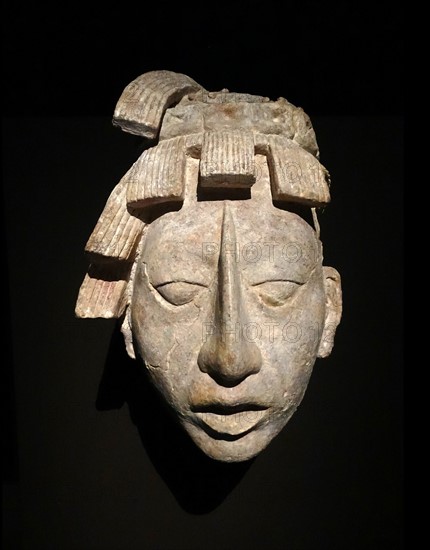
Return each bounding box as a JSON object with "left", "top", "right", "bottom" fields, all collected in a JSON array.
[{"left": 182, "top": 417, "right": 288, "bottom": 463}]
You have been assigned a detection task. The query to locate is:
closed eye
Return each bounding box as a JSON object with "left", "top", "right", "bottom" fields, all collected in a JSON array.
[
  {"left": 253, "top": 280, "right": 302, "bottom": 306},
  {"left": 155, "top": 281, "right": 206, "bottom": 306}
]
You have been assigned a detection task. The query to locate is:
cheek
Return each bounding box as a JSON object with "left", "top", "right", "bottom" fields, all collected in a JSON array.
[
  {"left": 249, "top": 276, "right": 326, "bottom": 389},
  {"left": 130, "top": 264, "right": 204, "bottom": 370},
  {"left": 130, "top": 281, "right": 206, "bottom": 412}
]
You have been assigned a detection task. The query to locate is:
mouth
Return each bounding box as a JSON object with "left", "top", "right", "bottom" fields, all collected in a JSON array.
[{"left": 190, "top": 403, "right": 268, "bottom": 439}]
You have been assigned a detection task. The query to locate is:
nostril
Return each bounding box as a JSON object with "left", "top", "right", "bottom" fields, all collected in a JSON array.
[
  {"left": 197, "top": 336, "right": 262, "bottom": 386},
  {"left": 206, "top": 369, "right": 250, "bottom": 388}
]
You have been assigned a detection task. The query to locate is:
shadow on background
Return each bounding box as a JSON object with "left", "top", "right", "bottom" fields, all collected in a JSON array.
[{"left": 96, "top": 322, "right": 253, "bottom": 514}]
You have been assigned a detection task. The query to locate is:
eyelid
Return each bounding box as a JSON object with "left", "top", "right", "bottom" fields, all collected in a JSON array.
[
  {"left": 153, "top": 280, "right": 207, "bottom": 306},
  {"left": 155, "top": 280, "right": 208, "bottom": 289},
  {"left": 252, "top": 279, "right": 304, "bottom": 286},
  {"left": 253, "top": 279, "right": 303, "bottom": 306}
]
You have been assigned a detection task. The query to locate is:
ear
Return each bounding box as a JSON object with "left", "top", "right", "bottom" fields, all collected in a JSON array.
[
  {"left": 318, "top": 266, "right": 342, "bottom": 358},
  {"left": 121, "top": 308, "right": 136, "bottom": 360}
]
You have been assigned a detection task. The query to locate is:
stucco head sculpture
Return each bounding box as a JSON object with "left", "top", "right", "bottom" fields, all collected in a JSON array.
[{"left": 76, "top": 71, "right": 342, "bottom": 462}]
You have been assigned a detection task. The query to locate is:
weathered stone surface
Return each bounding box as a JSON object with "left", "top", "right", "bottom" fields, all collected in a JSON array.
[
  {"left": 113, "top": 70, "right": 203, "bottom": 138},
  {"left": 126, "top": 135, "right": 187, "bottom": 208},
  {"left": 84, "top": 176, "right": 145, "bottom": 263},
  {"left": 75, "top": 263, "right": 130, "bottom": 319},
  {"left": 75, "top": 273, "right": 127, "bottom": 319},
  {"left": 76, "top": 71, "right": 342, "bottom": 463},
  {"left": 160, "top": 94, "right": 320, "bottom": 157},
  {"left": 263, "top": 134, "right": 331, "bottom": 206},
  {"left": 200, "top": 130, "right": 255, "bottom": 187}
]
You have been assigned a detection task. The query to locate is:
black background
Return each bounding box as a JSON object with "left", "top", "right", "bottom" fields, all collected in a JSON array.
[
  {"left": 3, "top": 1, "right": 403, "bottom": 118},
  {"left": 3, "top": 2, "right": 403, "bottom": 549}
]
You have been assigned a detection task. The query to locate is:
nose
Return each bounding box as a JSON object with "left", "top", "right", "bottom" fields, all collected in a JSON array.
[{"left": 198, "top": 205, "right": 262, "bottom": 387}]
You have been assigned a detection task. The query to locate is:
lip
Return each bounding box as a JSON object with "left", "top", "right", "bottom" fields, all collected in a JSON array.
[{"left": 191, "top": 404, "right": 268, "bottom": 437}]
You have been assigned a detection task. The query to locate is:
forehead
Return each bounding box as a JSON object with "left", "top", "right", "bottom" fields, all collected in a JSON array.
[{"left": 141, "top": 201, "right": 320, "bottom": 285}]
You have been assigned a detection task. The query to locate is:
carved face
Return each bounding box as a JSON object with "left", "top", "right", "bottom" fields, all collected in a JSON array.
[
  {"left": 75, "top": 71, "right": 343, "bottom": 463},
  {"left": 129, "top": 175, "right": 341, "bottom": 462}
]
